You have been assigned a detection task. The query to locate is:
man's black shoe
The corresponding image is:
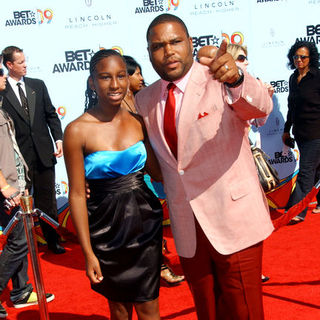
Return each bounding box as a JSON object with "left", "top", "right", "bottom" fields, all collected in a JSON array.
[
  {"left": 0, "top": 302, "right": 8, "bottom": 318},
  {"left": 48, "top": 242, "right": 66, "bottom": 254}
]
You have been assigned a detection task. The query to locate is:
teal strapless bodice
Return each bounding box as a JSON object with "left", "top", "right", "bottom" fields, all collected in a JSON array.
[{"left": 84, "top": 141, "right": 146, "bottom": 179}]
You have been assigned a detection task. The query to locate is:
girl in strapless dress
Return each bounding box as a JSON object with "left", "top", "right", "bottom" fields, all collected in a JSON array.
[{"left": 63, "top": 49, "right": 163, "bottom": 320}]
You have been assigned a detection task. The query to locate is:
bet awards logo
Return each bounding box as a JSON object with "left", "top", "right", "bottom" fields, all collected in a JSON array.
[
  {"left": 269, "top": 150, "right": 295, "bottom": 165},
  {"left": 98, "top": 45, "right": 124, "bottom": 55},
  {"left": 55, "top": 181, "right": 69, "bottom": 196},
  {"left": 111, "top": 46, "right": 124, "bottom": 55},
  {"left": 222, "top": 32, "right": 244, "bottom": 45},
  {"left": 52, "top": 49, "right": 94, "bottom": 73},
  {"left": 270, "top": 80, "right": 288, "bottom": 94},
  {"left": 37, "top": 9, "right": 53, "bottom": 24},
  {"left": 192, "top": 32, "right": 244, "bottom": 57},
  {"left": 57, "top": 106, "right": 66, "bottom": 120},
  {"left": 296, "top": 24, "right": 320, "bottom": 44},
  {"left": 5, "top": 9, "right": 53, "bottom": 26},
  {"left": 167, "top": 0, "right": 180, "bottom": 11},
  {"left": 192, "top": 35, "right": 220, "bottom": 57},
  {"left": 135, "top": 0, "right": 180, "bottom": 14}
]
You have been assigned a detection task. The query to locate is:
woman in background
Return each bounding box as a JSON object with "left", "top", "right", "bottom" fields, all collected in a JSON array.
[
  {"left": 197, "top": 44, "right": 272, "bottom": 283},
  {"left": 228, "top": 43, "right": 273, "bottom": 283},
  {"left": 64, "top": 49, "right": 162, "bottom": 320},
  {"left": 121, "top": 55, "right": 144, "bottom": 113},
  {"left": 197, "top": 43, "right": 274, "bottom": 101},
  {"left": 283, "top": 41, "right": 320, "bottom": 220},
  {"left": 122, "top": 55, "right": 185, "bottom": 286},
  {"left": 227, "top": 43, "right": 274, "bottom": 105}
]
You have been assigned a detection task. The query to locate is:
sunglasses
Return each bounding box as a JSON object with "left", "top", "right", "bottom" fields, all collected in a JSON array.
[
  {"left": 237, "top": 54, "right": 247, "bottom": 62},
  {"left": 0, "top": 68, "right": 4, "bottom": 77},
  {"left": 293, "top": 55, "right": 309, "bottom": 60}
]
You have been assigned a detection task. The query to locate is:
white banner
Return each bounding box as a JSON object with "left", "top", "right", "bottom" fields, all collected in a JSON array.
[{"left": 1, "top": 0, "right": 320, "bottom": 213}]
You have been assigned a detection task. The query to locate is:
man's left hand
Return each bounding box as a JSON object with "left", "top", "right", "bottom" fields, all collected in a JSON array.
[
  {"left": 54, "top": 141, "right": 63, "bottom": 158},
  {"left": 198, "top": 39, "right": 240, "bottom": 85}
]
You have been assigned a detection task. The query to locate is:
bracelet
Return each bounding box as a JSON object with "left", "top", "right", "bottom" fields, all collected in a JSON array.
[
  {"left": 1, "top": 184, "right": 10, "bottom": 192},
  {"left": 225, "top": 67, "right": 244, "bottom": 88}
]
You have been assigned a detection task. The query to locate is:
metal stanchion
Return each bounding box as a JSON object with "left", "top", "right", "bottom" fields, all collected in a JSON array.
[
  {"left": 2, "top": 195, "right": 60, "bottom": 320},
  {"left": 20, "top": 195, "right": 49, "bottom": 320}
]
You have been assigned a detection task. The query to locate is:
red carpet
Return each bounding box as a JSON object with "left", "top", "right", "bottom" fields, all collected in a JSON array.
[{"left": 1, "top": 211, "right": 320, "bottom": 319}]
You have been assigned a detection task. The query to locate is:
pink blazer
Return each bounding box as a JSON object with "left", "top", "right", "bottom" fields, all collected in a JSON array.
[{"left": 136, "top": 62, "right": 274, "bottom": 258}]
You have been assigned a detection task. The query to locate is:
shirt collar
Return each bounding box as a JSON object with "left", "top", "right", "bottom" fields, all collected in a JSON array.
[
  {"left": 160, "top": 61, "right": 194, "bottom": 97},
  {"left": 294, "top": 67, "right": 317, "bottom": 78},
  {"left": 8, "top": 76, "right": 24, "bottom": 88},
  {"left": 308, "top": 67, "right": 318, "bottom": 76}
]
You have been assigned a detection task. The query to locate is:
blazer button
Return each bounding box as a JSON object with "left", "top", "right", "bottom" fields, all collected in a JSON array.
[{"left": 179, "top": 170, "right": 184, "bottom": 175}]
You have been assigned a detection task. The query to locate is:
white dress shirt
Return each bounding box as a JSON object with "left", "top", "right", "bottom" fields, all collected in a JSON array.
[{"left": 8, "top": 76, "right": 26, "bottom": 107}]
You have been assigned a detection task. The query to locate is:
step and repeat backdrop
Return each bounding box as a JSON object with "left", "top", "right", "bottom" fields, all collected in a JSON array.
[{"left": 1, "top": 0, "right": 320, "bottom": 215}]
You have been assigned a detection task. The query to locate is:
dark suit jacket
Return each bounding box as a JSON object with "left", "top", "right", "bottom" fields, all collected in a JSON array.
[{"left": 0, "top": 77, "right": 63, "bottom": 168}]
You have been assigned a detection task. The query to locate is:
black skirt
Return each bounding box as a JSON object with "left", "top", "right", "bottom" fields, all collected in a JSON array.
[{"left": 86, "top": 171, "right": 163, "bottom": 302}]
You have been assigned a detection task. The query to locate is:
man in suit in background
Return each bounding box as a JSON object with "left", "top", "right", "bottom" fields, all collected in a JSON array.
[
  {"left": 135, "top": 14, "right": 274, "bottom": 319},
  {"left": 0, "top": 54, "right": 54, "bottom": 318},
  {"left": 0, "top": 46, "right": 65, "bottom": 254}
]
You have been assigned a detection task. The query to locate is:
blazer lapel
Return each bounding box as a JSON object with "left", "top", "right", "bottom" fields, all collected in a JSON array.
[
  {"left": 5, "top": 82, "right": 29, "bottom": 124},
  {"left": 177, "top": 62, "right": 207, "bottom": 159},
  {"left": 24, "top": 78, "right": 36, "bottom": 126}
]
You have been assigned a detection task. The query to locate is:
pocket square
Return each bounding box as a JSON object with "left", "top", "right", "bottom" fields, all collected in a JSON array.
[{"left": 198, "top": 112, "right": 208, "bottom": 120}]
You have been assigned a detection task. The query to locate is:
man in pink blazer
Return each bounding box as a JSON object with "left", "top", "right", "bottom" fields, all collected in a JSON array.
[{"left": 135, "top": 13, "right": 274, "bottom": 319}]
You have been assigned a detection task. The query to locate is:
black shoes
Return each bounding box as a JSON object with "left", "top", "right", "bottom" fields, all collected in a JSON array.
[
  {"left": 0, "top": 302, "right": 8, "bottom": 318},
  {"left": 48, "top": 242, "right": 66, "bottom": 254}
]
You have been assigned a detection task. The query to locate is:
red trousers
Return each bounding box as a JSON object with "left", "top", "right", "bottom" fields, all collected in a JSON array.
[{"left": 180, "top": 220, "right": 264, "bottom": 320}]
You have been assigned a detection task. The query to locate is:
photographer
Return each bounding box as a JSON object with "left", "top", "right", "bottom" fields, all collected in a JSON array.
[{"left": 0, "top": 55, "right": 53, "bottom": 318}]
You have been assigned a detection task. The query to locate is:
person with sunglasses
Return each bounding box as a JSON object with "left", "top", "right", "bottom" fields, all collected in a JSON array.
[
  {"left": 198, "top": 44, "right": 273, "bottom": 284},
  {"left": 227, "top": 44, "right": 274, "bottom": 125},
  {"left": 227, "top": 43, "right": 274, "bottom": 283},
  {"left": 283, "top": 41, "right": 320, "bottom": 221},
  {"left": 197, "top": 43, "right": 274, "bottom": 124},
  {"left": 227, "top": 44, "right": 249, "bottom": 66},
  {"left": 197, "top": 43, "right": 248, "bottom": 65}
]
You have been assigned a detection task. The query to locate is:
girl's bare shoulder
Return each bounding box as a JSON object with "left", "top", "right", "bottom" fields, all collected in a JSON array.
[{"left": 65, "top": 112, "right": 98, "bottom": 133}]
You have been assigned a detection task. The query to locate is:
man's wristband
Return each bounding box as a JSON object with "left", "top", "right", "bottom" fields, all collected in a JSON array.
[
  {"left": 225, "top": 67, "right": 244, "bottom": 88},
  {"left": 1, "top": 184, "right": 10, "bottom": 192}
]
